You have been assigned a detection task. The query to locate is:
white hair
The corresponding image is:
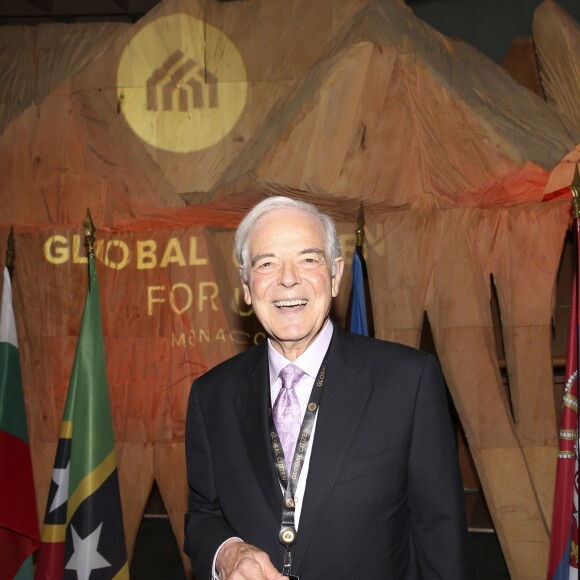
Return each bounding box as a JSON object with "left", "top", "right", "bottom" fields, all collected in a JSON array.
[{"left": 235, "top": 196, "right": 342, "bottom": 282}]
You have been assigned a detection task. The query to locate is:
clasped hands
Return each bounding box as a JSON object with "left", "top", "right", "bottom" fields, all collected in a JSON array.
[{"left": 217, "top": 539, "right": 286, "bottom": 579}]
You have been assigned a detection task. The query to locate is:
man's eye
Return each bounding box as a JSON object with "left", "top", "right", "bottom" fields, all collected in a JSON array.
[
  {"left": 301, "top": 257, "right": 323, "bottom": 269},
  {"left": 254, "top": 261, "right": 278, "bottom": 272}
]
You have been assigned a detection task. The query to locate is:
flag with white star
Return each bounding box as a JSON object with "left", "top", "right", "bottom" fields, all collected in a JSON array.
[{"left": 35, "top": 247, "right": 128, "bottom": 580}]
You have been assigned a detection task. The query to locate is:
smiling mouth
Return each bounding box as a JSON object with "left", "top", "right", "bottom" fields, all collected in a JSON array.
[{"left": 274, "top": 299, "right": 308, "bottom": 309}]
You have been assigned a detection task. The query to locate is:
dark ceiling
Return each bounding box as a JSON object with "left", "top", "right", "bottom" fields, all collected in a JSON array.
[
  {"left": 0, "top": 0, "right": 164, "bottom": 26},
  {"left": 2, "top": 0, "right": 578, "bottom": 66},
  {"left": 0, "top": 0, "right": 425, "bottom": 27}
]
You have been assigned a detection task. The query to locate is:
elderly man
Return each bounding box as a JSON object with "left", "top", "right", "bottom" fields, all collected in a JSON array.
[{"left": 184, "top": 196, "right": 468, "bottom": 579}]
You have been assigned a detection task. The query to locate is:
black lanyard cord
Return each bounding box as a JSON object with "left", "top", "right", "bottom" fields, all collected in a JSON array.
[{"left": 268, "top": 360, "right": 327, "bottom": 576}]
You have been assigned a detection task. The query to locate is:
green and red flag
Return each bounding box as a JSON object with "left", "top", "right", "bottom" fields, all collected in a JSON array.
[
  {"left": 35, "top": 247, "right": 128, "bottom": 579},
  {"left": 0, "top": 265, "right": 41, "bottom": 578}
]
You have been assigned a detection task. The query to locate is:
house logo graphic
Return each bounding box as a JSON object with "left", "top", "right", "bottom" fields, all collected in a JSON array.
[
  {"left": 146, "top": 50, "right": 219, "bottom": 112},
  {"left": 117, "top": 14, "right": 247, "bottom": 153}
]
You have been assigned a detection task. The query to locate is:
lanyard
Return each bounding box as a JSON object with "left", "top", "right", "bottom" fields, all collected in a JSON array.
[{"left": 269, "top": 360, "right": 327, "bottom": 577}]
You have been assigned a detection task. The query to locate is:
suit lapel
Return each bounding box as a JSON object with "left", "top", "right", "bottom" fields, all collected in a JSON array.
[
  {"left": 232, "top": 345, "right": 282, "bottom": 524},
  {"left": 292, "top": 329, "right": 372, "bottom": 572}
]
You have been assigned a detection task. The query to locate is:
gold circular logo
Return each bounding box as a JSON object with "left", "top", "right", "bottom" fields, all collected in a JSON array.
[
  {"left": 117, "top": 14, "right": 247, "bottom": 152},
  {"left": 308, "top": 403, "right": 318, "bottom": 412},
  {"left": 281, "top": 529, "right": 296, "bottom": 544}
]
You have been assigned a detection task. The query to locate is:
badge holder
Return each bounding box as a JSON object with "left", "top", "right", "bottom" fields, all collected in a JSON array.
[{"left": 280, "top": 527, "right": 299, "bottom": 579}]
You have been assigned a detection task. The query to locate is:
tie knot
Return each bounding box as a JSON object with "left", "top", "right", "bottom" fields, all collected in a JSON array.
[{"left": 279, "top": 364, "right": 304, "bottom": 390}]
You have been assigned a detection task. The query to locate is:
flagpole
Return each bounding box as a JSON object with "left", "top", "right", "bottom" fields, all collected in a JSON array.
[
  {"left": 571, "top": 165, "right": 580, "bottom": 578},
  {"left": 6, "top": 225, "right": 14, "bottom": 278},
  {"left": 83, "top": 209, "right": 96, "bottom": 288},
  {"left": 356, "top": 201, "right": 364, "bottom": 252},
  {"left": 571, "top": 165, "right": 580, "bottom": 323},
  {"left": 83, "top": 209, "right": 95, "bottom": 256}
]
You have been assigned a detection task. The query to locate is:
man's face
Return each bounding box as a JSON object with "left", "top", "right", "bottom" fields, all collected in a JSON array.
[{"left": 242, "top": 208, "right": 344, "bottom": 360}]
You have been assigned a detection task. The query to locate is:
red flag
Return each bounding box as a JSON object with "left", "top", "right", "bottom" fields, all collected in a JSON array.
[{"left": 547, "top": 222, "right": 580, "bottom": 579}]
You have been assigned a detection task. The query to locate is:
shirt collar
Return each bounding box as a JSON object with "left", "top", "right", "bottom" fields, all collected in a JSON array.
[{"left": 268, "top": 319, "right": 334, "bottom": 386}]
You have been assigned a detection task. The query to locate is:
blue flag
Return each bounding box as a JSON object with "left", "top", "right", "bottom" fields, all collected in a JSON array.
[{"left": 350, "top": 249, "right": 368, "bottom": 336}]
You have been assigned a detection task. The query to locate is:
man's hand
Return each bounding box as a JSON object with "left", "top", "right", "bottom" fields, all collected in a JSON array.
[{"left": 217, "top": 539, "right": 285, "bottom": 579}]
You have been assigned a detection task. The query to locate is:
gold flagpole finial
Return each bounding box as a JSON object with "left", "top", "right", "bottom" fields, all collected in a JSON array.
[
  {"left": 571, "top": 164, "right": 580, "bottom": 219},
  {"left": 6, "top": 226, "right": 15, "bottom": 270},
  {"left": 83, "top": 209, "right": 96, "bottom": 255},
  {"left": 356, "top": 202, "right": 365, "bottom": 248}
]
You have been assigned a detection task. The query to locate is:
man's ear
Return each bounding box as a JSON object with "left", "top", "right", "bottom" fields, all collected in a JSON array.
[
  {"left": 331, "top": 258, "right": 345, "bottom": 298},
  {"left": 240, "top": 269, "right": 252, "bottom": 305},
  {"left": 243, "top": 283, "right": 252, "bottom": 306}
]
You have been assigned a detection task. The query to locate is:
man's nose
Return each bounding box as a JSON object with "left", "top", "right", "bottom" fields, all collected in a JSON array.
[{"left": 278, "top": 260, "right": 300, "bottom": 286}]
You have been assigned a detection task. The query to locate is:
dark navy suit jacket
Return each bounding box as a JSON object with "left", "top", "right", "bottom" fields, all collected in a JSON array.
[{"left": 184, "top": 325, "right": 468, "bottom": 579}]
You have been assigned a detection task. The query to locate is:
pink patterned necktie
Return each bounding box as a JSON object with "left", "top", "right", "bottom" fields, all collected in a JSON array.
[{"left": 273, "top": 364, "right": 304, "bottom": 472}]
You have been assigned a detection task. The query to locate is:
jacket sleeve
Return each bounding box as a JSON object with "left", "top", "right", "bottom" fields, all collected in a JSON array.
[
  {"left": 408, "top": 354, "right": 469, "bottom": 579},
  {"left": 184, "top": 379, "right": 237, "bottom": 578}
]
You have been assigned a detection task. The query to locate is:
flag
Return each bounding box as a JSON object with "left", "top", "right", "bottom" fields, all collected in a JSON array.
[
  {"left": 35, "top": 251, "right": 128, "bottom": 579},
  {"left": 547, "top": 271, "right": 580, "bottom": 577},
  {"left": 0, "top": 265, "right": 40, "bottom": 579},
  {"left": 350, "top": 247, "right": 369, "bottom": 336}
]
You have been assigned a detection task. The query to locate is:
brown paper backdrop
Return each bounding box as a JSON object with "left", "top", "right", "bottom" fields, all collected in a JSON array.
[
  {"left": 1, "top": 0, "right": 579, "bottom": 577},
  {"left": 0, "top": 199, "right": 569, "bottom": 577}
]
